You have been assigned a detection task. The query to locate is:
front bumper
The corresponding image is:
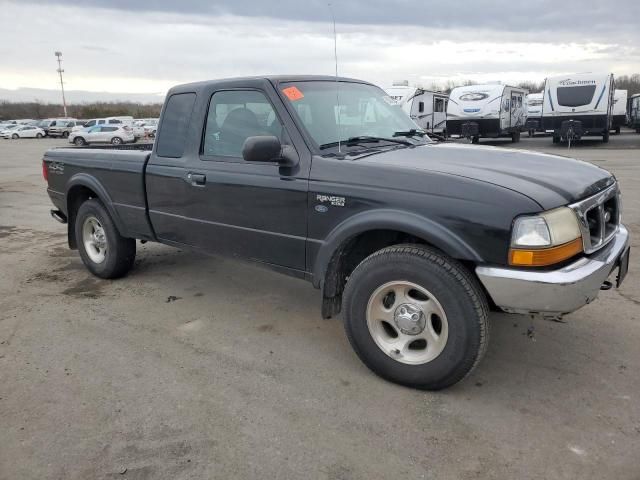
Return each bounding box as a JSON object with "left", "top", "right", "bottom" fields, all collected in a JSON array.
[{"left": 476, "top": 225, "right": 629, "bottom": 317}]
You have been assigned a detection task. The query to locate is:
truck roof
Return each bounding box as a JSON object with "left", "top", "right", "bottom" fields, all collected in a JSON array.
[{"left": 169, "top": 75, "right": 373, "bottom": 94}]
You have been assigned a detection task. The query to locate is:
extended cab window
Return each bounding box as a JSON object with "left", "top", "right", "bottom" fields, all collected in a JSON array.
[
  {"left": 202, "top": 90, "right": 281, "bottom": 159},
  {"left": 156, "top": 92, "right": 196, "bottom": 158}
]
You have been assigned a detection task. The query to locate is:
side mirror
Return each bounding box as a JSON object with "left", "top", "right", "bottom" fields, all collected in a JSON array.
[
  {"left": 242, "top": 136, "right": 299, "bottom": 167},
  {"left": 242, "top": 136, "right": 282, "bottom": 163}
]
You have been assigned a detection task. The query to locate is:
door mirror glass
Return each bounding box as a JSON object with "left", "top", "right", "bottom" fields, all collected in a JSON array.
[{"left": 242, "top": 136, "right": 281, "bottom": 163}]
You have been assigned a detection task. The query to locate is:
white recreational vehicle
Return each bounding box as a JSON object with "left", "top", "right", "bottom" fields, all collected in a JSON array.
[
  {"left": 446, "top": 84, "right": 528, "bottom": 143},
  {"left": 542, "top": 72, "right": 614, "bottom": 143},
  {"left": 525, "top": 92, "right": 543, "bottom": 136},
  {"left": 385, "top": 82, "right": 449, "bottom": 135},
  {"left": 611, "top": 89, "right": 627, "bottom": 134},
  {"left": 630, "top": 94, "right": 640, "bottom": 133}
]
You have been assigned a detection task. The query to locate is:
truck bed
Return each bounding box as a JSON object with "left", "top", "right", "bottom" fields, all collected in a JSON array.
[{"left": 44, "top": 146, "right": 154, "bottom": 240}]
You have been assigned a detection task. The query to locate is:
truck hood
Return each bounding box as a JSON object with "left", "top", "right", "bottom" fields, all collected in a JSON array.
[{"left": 356, "top": 143, "right": 614, "bottom": 209}]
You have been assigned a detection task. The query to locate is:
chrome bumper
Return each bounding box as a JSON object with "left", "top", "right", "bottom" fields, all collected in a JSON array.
[{"left": 476, "top": 225, "right": 629, "bottom": 317}]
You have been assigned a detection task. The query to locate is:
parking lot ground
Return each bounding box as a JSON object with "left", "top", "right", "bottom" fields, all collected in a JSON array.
[{"left": 1, "top": 136, "right": 639, "bottom": 479}]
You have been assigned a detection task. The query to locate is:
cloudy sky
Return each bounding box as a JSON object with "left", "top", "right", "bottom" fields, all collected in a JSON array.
[{"left": 1, "top": 0, "right": 639, "bottom": 102}]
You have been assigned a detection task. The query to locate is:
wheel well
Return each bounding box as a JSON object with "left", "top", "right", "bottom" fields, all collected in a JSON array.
[
  {"left": 66, "top": 185, "right": 98, "bottom": 249},
  {"left": 321, "top": 229, "right": 429, "bottom": 318}
]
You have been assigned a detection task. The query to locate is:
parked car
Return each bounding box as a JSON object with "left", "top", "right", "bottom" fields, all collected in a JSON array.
[
  {"left": 37, "top": 119, "right": 58, "bottom": 136},
  {"left": 2, "top": 125, "right": 45, "bottom": 139},
  {"left": 44, "top": 75, "right": 630, "bottom": 391},
  {"left": 132, "top": 119, "right": 158, "bottom": 138},
  {"left": 71, "top": 117, "right": 132, "bottom": 134},
  {"left": 48, "top": 119, "right": 84, "bottom": 138},
  {"left": 0, "top": 124, "right": 22, "bottom": 136},
  {"left": 68, "top": 125, "right": 135, "bottom": 146}
]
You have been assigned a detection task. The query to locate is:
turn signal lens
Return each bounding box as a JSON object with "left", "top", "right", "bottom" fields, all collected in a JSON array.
[{"left": 509, "top": 237, "right": 583, "bottom": 267}]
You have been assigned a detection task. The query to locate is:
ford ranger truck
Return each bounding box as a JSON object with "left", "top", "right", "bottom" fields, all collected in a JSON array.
[{"left": 43, "top": 76, "right": 630, "bottom": 390}]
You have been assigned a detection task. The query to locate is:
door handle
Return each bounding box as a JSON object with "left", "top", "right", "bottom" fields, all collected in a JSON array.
[{"left": 187, "top": 172, "right": 206, "bottom": 186}]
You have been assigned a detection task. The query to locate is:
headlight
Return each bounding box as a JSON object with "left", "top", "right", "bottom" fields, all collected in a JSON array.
[{"left": 509, "top": 207, "right": 583, "bottom": 267}]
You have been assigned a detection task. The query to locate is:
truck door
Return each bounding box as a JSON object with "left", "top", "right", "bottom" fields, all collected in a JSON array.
[{"left": 146, "top": 84, "right": 309, "bottom": 272}]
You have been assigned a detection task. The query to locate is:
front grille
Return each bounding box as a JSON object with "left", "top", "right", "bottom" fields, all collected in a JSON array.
[{"left": 570, "top": 183, "right": 620, "bottom": 254}]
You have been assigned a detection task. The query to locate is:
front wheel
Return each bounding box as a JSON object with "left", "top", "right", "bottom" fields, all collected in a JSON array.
[
  {"left": 36, "top": 133, "right": 43, "bottom": 139},
  {"left": 603, "top": 130, "right": 610, "bottom": 143},
  {"left": 11, "top": 133, "right": 18, "bottom": 139},
  {"left": 511, "top": 131, "right": 521, "bottom": 143},
  {"left": 75, "top": 199, "right": 136, "bottom": 279},
  {"left": 111, "top": 137, "right": 123, "bottom": 145},
  {"left": 342, "top": 245, "right": 489, "bottom": 390},
  {"left": 74, "top": 137, "right": 86, "bottom": 146}
]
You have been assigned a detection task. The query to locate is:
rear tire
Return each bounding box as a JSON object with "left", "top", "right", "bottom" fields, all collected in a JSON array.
[
  {"left": 511, "top": 131, "right": 521, "bottom": 143},
  {"left": 11, "top": 133, "right": 18, "bottom": 139},
  {"left": 603, "top": 130, "right": 610, "bottom": 143},
  {"left": 342, "top": 244, "right": 489, "bottom": 390},
  {"left": 552, "top": 134, "right": 560, "bottom": 144},
  {"left": 62, "top": 131, "right": 69, "bottom": 138},
  {"left": 75, "top": 199, "right": 136, "bottom": 279},
  {"left": 471, "top": 135, "right": 479, "bottom": 144}
]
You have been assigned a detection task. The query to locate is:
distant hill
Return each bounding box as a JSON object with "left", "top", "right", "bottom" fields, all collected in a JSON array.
[{"left": 0, "top": 87, "right": 165, "bottom": 104}]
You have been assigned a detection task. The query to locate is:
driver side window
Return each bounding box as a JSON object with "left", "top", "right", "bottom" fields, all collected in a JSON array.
[{"left": 202, "top": 90, "right": 283, "bottom": 160}]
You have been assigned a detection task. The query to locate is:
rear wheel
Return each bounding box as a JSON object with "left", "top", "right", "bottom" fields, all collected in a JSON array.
[
  {"left": 511, "top": 131, "right": 521, "bottom": 143},
  {"left": 74, "top": 137, "right": 86, "bottom": 146},
  {"left": 603, "top": 130, "right": 610, "bottom": 143},
  {"left": 552, "top": 134, "right": 560, "bottom": 144},
  {"left": 62, "top": 131, "right": 69, "bottom": 138},
  {"left": 11, "top": 133, "right": 18, "bottom": 139},
  {"left": 111, "top": 137, "right": 123, "bottom": 145},
  {"left": 528, "top": 129, "right": 534, "bottom": 137},
  {"left": 342, "top": 244, "right": 489, "bottom": 390},
  {"left": 471, "top": 135, "right": 479, "bottom": 144},
  {"left": 75, "top": 199, "right": 136, "bottom": 279}
]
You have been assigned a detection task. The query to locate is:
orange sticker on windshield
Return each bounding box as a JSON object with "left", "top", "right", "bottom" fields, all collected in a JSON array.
[{"left": 282, "top": 86, "right": 304, "bottom": 101}]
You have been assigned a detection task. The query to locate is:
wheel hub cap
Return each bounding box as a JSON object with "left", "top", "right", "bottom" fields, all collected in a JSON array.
[{"left": 394, "top": 303, "right": 425, "bottom": 335}]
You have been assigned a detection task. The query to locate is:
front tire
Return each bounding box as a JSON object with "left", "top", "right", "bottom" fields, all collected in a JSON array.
[
  {"left": 75, "top": 199, "right": 136, "bottom": 279},
  {"left": 11, "top": 133, "right": 18, "bottom": 139},
  {"left": 36, "top": 133, "right": 43, "bottom": 139},
  {"left": 603, "top": 130, "right": 610, "bottom": 143},
  {"left": 74, "top": 137, "right": 86, "bottom": 146},
  {"left": 111, "top": 137, "right": 123, "bottom": 145},
  {"left": 342, "top": 245, "right": 489, "bottom": 390}
]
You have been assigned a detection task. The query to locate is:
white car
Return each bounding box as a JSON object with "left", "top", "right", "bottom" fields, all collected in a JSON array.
[
  {"left": 2, "top": 125, "right": 45, "bottom": 139},
  {"left": 132, "top": 120, "right": 158, "bottom": 138},
  {"left": 69, "top": 125, "right": 135, "bottom": 146}
]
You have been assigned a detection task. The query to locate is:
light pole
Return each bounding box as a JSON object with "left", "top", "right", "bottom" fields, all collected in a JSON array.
[{"left": 54, "top": 51, "right": 68, "bottom": 117}]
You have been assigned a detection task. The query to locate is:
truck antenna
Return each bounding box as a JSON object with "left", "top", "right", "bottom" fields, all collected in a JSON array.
[{"left": 328, "top": 3, "right": 341, "bottom": 154}]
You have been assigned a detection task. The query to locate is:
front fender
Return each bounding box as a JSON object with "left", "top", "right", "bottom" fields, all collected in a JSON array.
[{"left": 311, "top": 208, "right": 483, "bottom": 288}]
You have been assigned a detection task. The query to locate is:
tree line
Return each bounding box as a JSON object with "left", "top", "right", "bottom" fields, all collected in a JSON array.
[{"left": 0, "top": 101, "right": 162, "bottom": 121}]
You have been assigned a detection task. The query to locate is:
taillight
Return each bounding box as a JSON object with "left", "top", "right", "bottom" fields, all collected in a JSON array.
[{"left": 42, "top": 159, "right": 48, "bottom": 182}]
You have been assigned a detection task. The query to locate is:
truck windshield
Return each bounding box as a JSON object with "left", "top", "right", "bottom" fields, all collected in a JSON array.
[{"left": 279, "top": 81, "right": 426, "bottom": 150}]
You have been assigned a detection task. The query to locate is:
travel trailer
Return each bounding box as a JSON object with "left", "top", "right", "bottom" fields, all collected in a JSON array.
[
  {"left": 630, "top": 93, "right": 640, "bottom": 133},
  {"left": 446, "top": 84, "right": 528, "bottom": 143},
  {"left": 385, "top": 82, "right": 449, "bottom": 135},
  {"left": 542, "top": 72, "right": 614, "bottom": 143},
  {"left": 525, "top": 92, "right": 544, "bottom": 136},
  {"left": 612, "top": 89, "right": 627, "bottom": 134}
]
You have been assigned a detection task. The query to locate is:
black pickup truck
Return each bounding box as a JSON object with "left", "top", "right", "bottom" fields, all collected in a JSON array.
[{"left": 44, "top": 75, "right": 630, "bottom": 390}]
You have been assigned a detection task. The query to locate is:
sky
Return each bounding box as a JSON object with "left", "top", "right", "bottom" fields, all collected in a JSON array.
[{"left": 1, "top": 0, "right": 639, "bottom": 102}]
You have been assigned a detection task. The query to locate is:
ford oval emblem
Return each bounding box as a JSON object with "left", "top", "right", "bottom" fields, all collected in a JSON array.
[{"left": 315, "top": 205, "right": 329, "bottom": 213}]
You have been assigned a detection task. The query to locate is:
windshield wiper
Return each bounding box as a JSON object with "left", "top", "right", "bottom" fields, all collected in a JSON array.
[
  {"left": 319, "top": 135, "right": 413, "bottom": 150},
  {"left": 393, "top": 129, "right": 427, "bottom": 138}
]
